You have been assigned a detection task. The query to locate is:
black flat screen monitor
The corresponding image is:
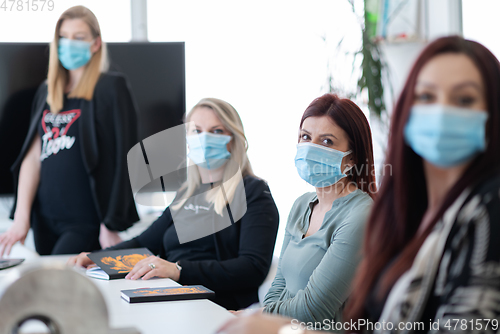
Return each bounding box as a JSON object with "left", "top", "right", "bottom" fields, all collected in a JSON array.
[{"left": 0, "top": 42, "right": 186, "bottom": 194}]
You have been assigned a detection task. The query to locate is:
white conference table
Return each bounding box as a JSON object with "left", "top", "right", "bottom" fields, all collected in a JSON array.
[{"left": 0, "top": 253, "right": 234, "bottom": 334}]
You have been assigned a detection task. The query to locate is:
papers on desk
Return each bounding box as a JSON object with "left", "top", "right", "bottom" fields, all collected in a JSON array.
[{"left": 121, "top": 285, "right": 215, "bottom": 303}]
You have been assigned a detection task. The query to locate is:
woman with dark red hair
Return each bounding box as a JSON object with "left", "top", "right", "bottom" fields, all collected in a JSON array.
[
  {"left": 218, "top": 36, "right": 500, "bottom": 334},
  {"left": 344, "top": 35, "right": 500, "bottom": 334},
  {"left": 221, "top": 93, "right": 376, "bottom": 327}
]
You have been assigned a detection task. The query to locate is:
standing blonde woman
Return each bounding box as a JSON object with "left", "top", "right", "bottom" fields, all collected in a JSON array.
[
  {"left": 0, "top": 6, "right": 139, "bottom": 256},
  {"left": 68, "top": 98, "right": 280, "bottom": 311}
]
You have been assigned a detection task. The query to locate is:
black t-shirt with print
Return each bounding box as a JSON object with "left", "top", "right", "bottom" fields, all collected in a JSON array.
[{"left": 35, "top": 96, "right": 100, "bottom": 225}]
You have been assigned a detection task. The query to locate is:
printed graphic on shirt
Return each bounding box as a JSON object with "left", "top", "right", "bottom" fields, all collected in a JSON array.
[
  {"left": 184, "top": 204, "right": 210, "bottom": 214},
  {"left": 40, "top": 109, "right": 81, "bottom": 162}
]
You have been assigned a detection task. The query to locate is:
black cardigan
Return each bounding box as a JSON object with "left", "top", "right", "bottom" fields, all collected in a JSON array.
[
  {"left": 10, "top": 72, "right": 140, "bottom": 231},
  {"left": 108, "top": 176, "right": 280, "bottom": 310}
]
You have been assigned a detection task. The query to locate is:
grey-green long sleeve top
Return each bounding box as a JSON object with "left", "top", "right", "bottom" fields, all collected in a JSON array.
[{"left": 263, "top": 189, "right": 372, "bottom": 324}]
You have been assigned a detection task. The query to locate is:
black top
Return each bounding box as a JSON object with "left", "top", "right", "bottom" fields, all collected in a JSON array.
[
  {"left": 108, "top": 175, "right": 280, "bottom": 310},
  {"left": 161, "top": 210, "right": 217, "bottom": 262},
  {"left": 36, "top": 96, "right": 99, "bottom": 224},
  {"left": 10, "top": 72, "right": 139, "bottom": 231}
]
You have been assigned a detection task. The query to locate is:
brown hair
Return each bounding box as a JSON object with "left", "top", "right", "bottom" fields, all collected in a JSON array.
[
  {"left": 345, "top": 36, "right": 500, "bottom": 326},
  {"left": 300, "top": 93, "right": 377, "bottom": 198},
  {"left": 47, "top": 5, "right": 108, "bottom": 113}
]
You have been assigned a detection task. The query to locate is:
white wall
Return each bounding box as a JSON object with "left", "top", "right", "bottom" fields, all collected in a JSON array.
[{"left": 462, "top": 0, "right": 500, "bottom": 59}]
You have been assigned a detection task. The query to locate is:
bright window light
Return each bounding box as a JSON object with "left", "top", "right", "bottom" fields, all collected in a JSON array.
[{"left": 462, "top": 0, "right": 500, "bottom": 60}]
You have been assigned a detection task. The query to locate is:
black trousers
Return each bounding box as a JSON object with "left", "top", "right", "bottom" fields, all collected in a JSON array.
[{"left": 31, "top": 209, "right": 101, "bottom": 255}]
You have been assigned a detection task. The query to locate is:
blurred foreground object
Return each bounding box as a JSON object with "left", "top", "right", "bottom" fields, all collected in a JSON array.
[{"left": 0, "top": 265, "right": 140, "bottom": 334}]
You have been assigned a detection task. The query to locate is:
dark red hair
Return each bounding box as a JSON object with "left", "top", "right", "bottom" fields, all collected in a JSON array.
[
  {"left": 345, "top": 36, "right": 500, "bottom": 326},
  {"left": 300, "top": 93, "right": 376, "bottom": 198}
]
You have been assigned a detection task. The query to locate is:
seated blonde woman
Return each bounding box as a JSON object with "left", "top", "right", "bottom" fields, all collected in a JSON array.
[{"left": 69, "top": 98, "right": 280, "bottom": 310}]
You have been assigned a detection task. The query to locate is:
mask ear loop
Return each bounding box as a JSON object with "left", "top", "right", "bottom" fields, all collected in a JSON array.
[
  {"left": 343, "top": 165, "right": 354, "bottom": 175},
  {"left": 89, "top": 38, "right": 98, "bottom": 56},
  {"left": 341, "top": 151, "right": 354, "bottom": 175}
]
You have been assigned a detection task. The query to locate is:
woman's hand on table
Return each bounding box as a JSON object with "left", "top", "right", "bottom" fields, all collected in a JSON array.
[
  {"left": 125, "top": 255, "right": 180, "bottom": 281},
  {"left": 67, "top": 252, "right": 94, "bottom": 268},
  {"left": 216, "top": 313, "right": 291, "bottom": 334},
  {"left": 0, "top": 217, "right": 30, "bottom": 258}
]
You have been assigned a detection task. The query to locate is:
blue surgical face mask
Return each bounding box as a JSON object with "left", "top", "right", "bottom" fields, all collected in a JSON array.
[
  {"left": 186, "top": 132, "right": 232, "bottom": 170},
  {"left": 404, "top": 104, "right": 488, "bottom": 168},
  {"left": 58, "top": 38, "right": 93, "bottom": 70},
  {"left": 295, "top": 142, "right": 353, "bottom": 188}
]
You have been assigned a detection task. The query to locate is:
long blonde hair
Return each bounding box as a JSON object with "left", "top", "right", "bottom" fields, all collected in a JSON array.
[
  {"left": 47, "top": 6, "right": 109, "bottom": 114},
  {"left": 172, "top": 98, "right": 256, "bottom": 215}
]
